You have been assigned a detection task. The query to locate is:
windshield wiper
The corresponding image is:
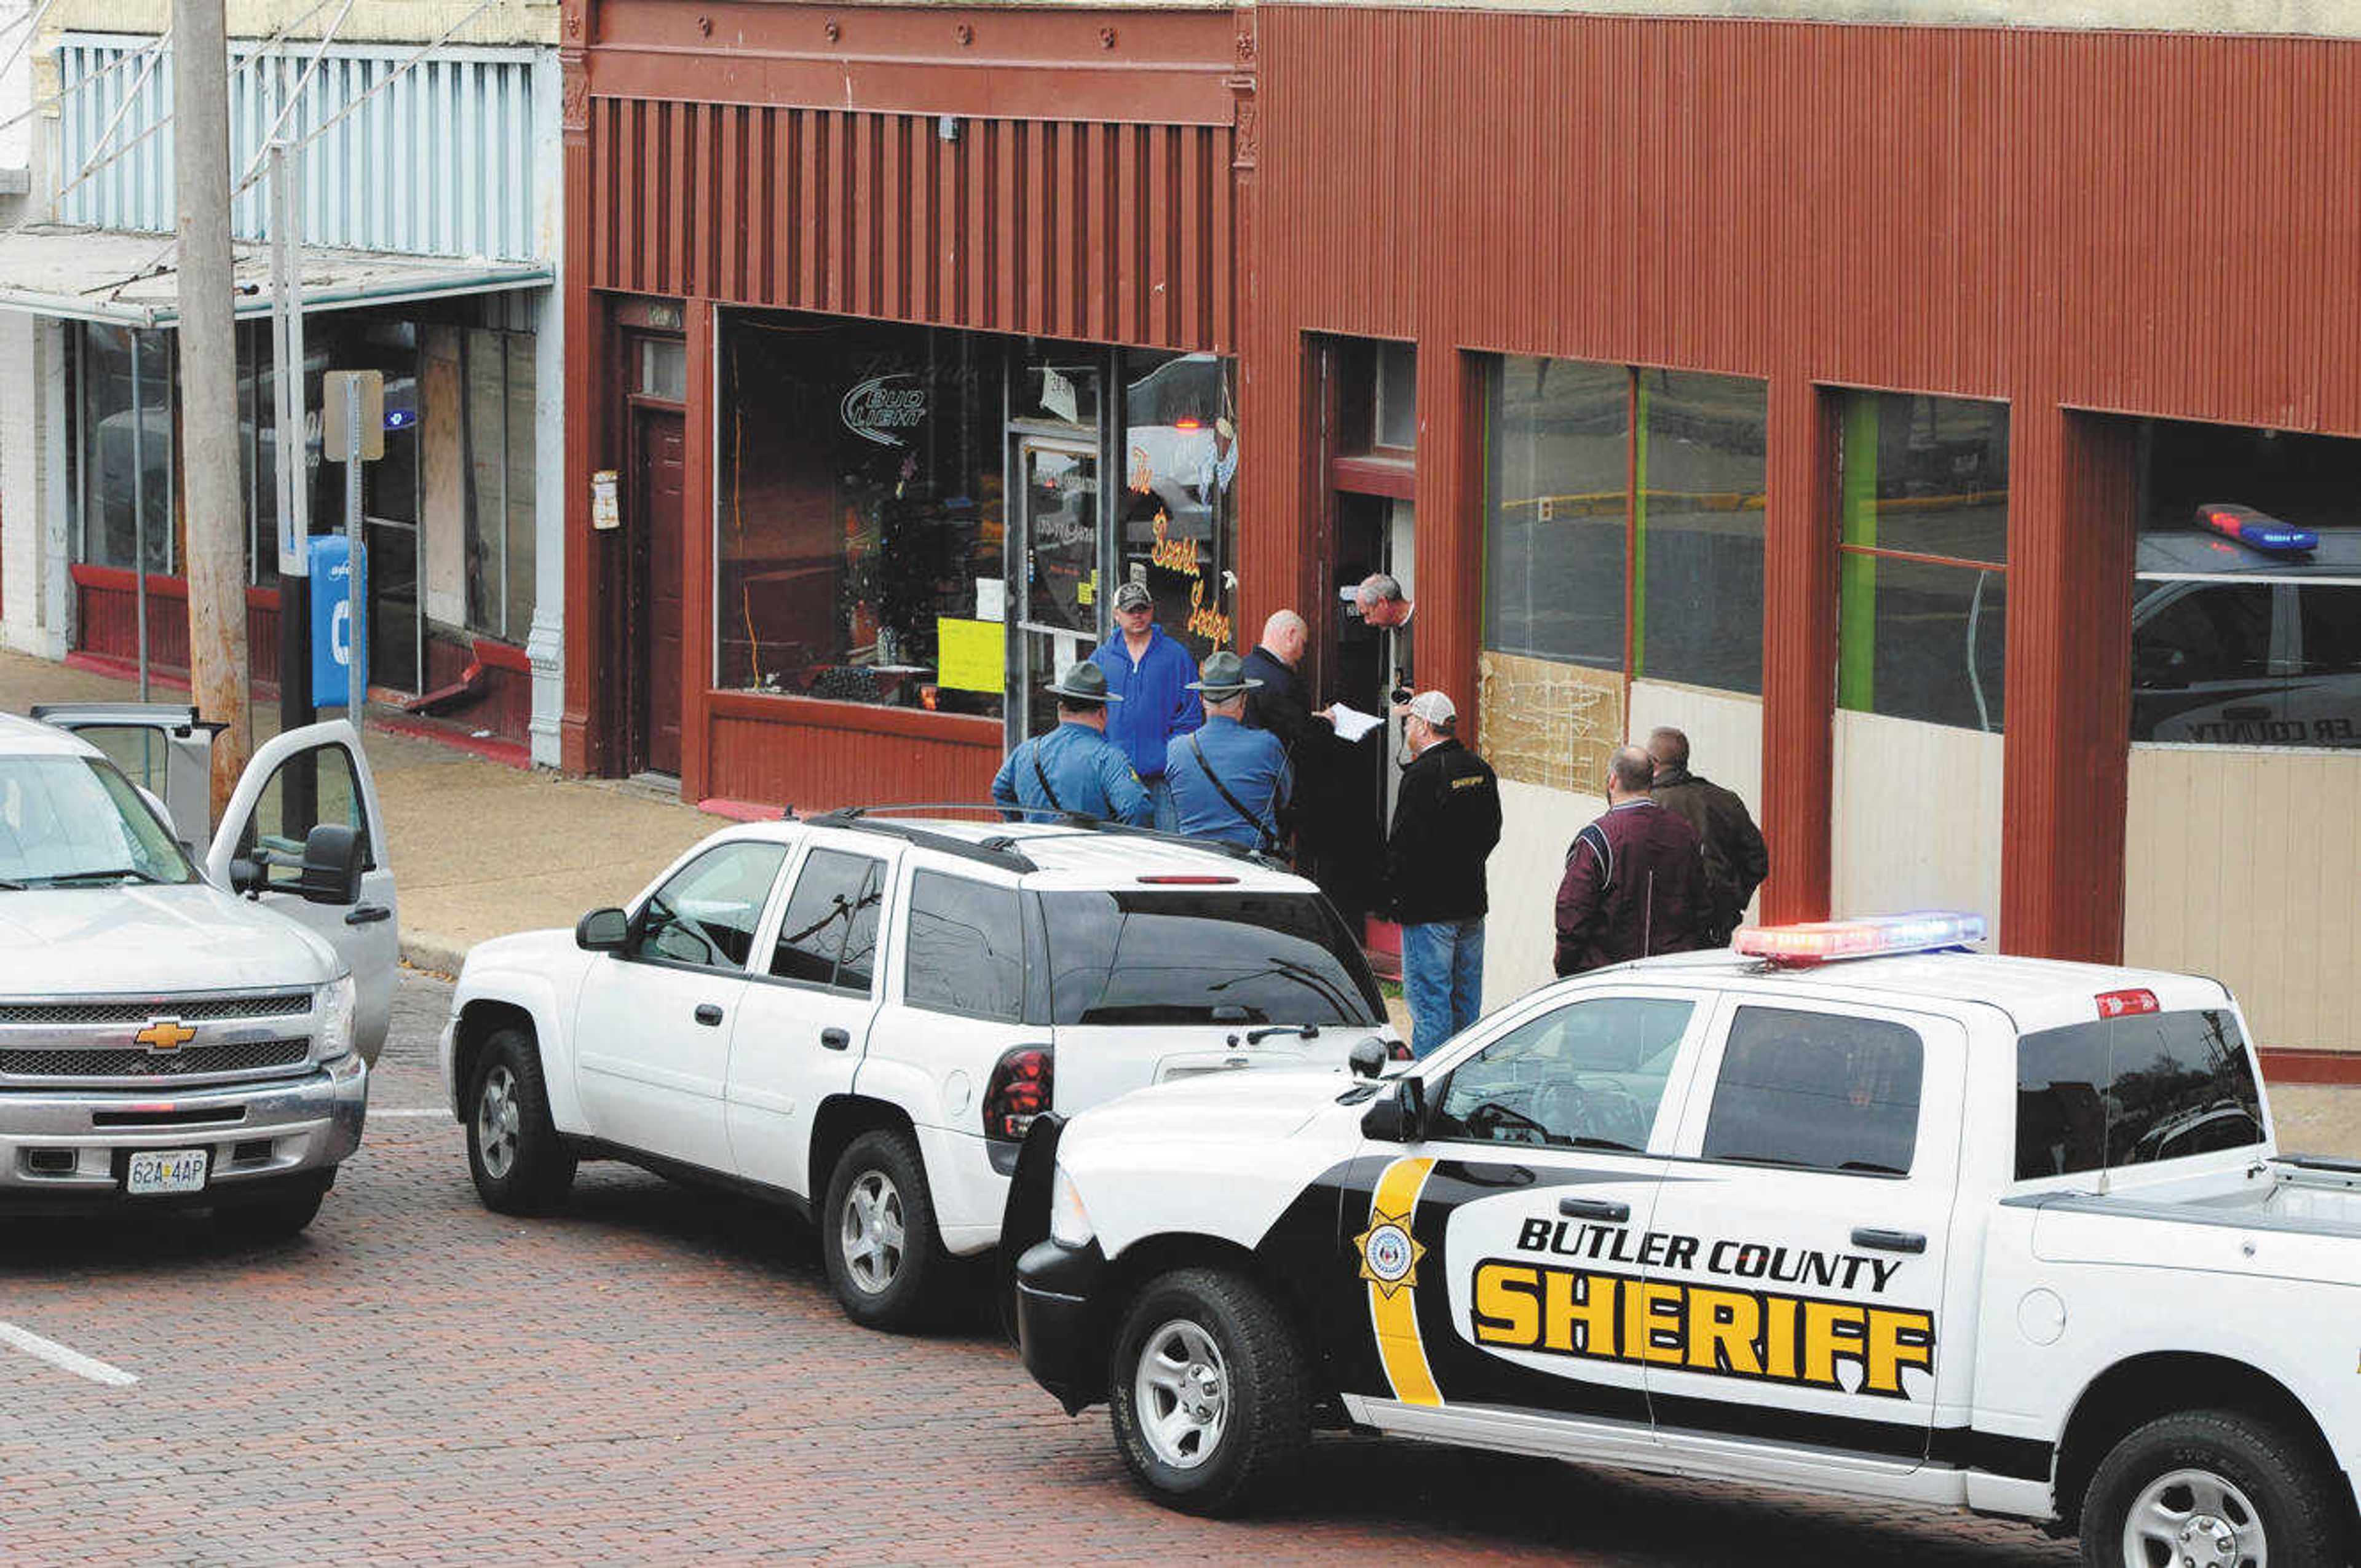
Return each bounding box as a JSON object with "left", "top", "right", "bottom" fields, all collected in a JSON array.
[{"left": 39, "top": 866, "right": 171, "bottom": 886}]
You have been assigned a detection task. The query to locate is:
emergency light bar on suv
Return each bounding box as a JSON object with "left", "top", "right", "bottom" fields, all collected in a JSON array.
[{"left": 1733, "top": 910, "right": 1988, "bottom": 966}]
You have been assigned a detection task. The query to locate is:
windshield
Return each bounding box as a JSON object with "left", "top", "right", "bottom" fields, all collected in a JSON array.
[
  {"left": 0, "top": 755, "right": 196, "bottom": 887},
  {"left": 1040, "top": 889, "right": 1384, "bottom": 1027},
  {"left": 2015, "top": 1007, "right": 2265, "bottom": 1181}
]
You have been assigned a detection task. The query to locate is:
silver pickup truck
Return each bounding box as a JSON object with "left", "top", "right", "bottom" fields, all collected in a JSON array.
[{"left": 0, "top": 705, "right": 398, "bottom": 1238}]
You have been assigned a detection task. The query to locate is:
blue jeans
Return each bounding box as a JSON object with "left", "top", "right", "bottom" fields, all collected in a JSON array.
[
  {"left": 1144, "top": 774, "right": 1179, "bottom": 833},
  {"left": 1401, "top": 916, "right": 1484, "bottom": 1059}
]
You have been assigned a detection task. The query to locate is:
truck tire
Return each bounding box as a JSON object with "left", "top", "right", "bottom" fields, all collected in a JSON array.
[
  {"left": 213, "top": 1179, "right": 326, "bottom": 1244},
  {"left": 465, "top": 1027, "right": 576, "bottom": 1216},
  {"left": 1109, "top": 1267, "right": 1309, "bottom": 1517},
  {"left": 821, "top": 1130, "right": 944, "bottom": 1331},
  {"left": 2079, "top": 1407, "right": 2344, "bottom": 1568}
]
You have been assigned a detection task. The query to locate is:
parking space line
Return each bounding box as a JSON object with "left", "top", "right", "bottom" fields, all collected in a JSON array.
[{"left": 0, "top": 1321, "right": 137, "bottom": 1387}]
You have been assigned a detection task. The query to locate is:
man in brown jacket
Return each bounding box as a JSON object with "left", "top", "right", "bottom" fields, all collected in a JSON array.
[
  {"left": 1647, "top": 726, "right": 1770, "bottom": 947},
  {"left": 1554, "top": 746, "right": 1710, "bottom": 976}
]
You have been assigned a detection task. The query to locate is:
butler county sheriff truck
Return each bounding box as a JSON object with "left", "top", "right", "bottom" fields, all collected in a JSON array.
[{"left": 1008, "top": 912, "right": 2361, "bottom": 1568}]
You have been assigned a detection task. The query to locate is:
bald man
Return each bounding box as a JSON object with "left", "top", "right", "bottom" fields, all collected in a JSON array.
[
  {"left": 1241, "top": 610, "right": 1325, "bottom": 751},
  {"left": 1553, "top": 745, "right": 1710, "bottom": 976}
]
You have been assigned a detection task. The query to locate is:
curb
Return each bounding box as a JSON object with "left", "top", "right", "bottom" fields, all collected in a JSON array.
[{"left": 400, "top": 932, "right": 472, "bottom": 980}]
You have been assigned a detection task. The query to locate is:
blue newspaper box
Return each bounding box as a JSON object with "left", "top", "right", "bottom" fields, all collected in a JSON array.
[{"left": 309, "top": 535, "right": 366, "bottom": 707}]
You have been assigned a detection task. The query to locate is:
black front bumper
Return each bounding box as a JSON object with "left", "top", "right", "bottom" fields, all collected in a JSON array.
[{"left": 1014, "top": 1237, "right": 1110, "bottom": 1414}]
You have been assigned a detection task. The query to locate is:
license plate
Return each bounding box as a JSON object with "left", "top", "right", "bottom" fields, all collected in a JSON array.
[{"left": 125, "top": 1149, "right": 208, "bottom": 1195}]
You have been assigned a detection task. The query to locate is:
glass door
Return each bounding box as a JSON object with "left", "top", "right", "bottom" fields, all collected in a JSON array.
[{"left": 1011, "top": 437, "right": 1102, "bottom": 744}]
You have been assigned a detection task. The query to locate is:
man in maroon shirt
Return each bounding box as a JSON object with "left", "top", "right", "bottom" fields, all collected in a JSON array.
[{"left": 1554, "top": 745, "right": 1712, "bottom": 976}]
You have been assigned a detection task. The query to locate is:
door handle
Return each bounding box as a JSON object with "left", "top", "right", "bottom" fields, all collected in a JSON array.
[
  {"left": 694, "top": 1004, "right": 724, "bottom": 1027},
  {"left": 1851, "top": 1227, "right": 1927, "bottom": 1254},
  {"left": 820, "top": 1028, "right": 852, "bottom": 1051},
  {"left": 1559, "top": 1197, "right": 1630, "bottom": 1223},
  {"left": 345, "top": 905, "right": 392, "bottom": 925}
]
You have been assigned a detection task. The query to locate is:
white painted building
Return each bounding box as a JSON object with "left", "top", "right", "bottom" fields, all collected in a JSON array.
[{"left": 0, "top": 2, "right": 566, "bottom": 763}]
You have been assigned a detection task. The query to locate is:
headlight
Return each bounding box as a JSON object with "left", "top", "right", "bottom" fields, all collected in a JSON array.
[
  {"left": 1049, "top": 1164, "right": 1095, "bottom": 1249},
  {"left": 315, "top": 973, "right": 358, "bottom": 1063}
]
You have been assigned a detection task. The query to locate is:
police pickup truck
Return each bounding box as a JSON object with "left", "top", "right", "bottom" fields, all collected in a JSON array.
[{"left": 1010, "top": 913, "right": 2361, "bottom": 1567}]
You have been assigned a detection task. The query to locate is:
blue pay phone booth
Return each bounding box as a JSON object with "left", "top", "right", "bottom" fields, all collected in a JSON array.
[{"left": 309, "top": 536, "right": 366, "bottom": 708}]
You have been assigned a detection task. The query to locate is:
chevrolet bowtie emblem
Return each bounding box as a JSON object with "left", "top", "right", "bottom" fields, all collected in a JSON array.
[{"left": 135, "top": 1018, "right": 196, "bottom": 1055}]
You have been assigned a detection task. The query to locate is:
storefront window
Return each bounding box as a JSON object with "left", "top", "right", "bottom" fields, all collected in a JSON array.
[
  {"left": 2133, "top": 420, "right": 2361, "bottom": 748},
  {"left": 1484, "top": 356, "right": 1627, "bottom": 670},
  {"left": 1636, "top": 370, "right": 1766, "bottom": 694},
  {"left": 74, "top": 323, "right": 175, "bottom": 575},
  {"left": 1837, "top": 392, "right": 2009, "bottom": 732},
  {"left": 462, "top": 328, "right": 538, "bottom": 643},
  {"left": 717, "top": 314, "right": 1006, "bottom": 718},
  {"left": 1119, "top": 350, "right": 1237, "bottom": 666}
]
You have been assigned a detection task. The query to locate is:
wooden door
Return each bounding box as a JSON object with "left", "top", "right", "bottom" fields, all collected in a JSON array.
[{"left": 636, "top": 408, "right": 686, "bottom": 777}]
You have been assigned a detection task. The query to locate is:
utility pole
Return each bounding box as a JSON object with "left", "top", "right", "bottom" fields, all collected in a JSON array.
[{"left": 172, "top": 0, "right": 250, "bottom": 814}]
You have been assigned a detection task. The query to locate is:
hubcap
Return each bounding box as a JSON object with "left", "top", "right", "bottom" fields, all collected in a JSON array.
[
  {"left": 476, "top": 1066, "right": 521, "bottom": 1179},
  {"left": 839, "top": 1170, "right": 905, "bottom": 1295},
  {"left": 2124, "top": 1468, "right": 2266, "bottom": 1568},
  {"left": 1133, "top": 1318, "right": 1230, "bottom": 1471}
]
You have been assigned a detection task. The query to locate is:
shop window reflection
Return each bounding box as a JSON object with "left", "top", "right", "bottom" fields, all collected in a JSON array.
[
  {"left": 1119, "top": 350, "right": 1238, "bottom": 665},
  {"left": 718, "top": 315, "right": 1006, "bottom": 719}
]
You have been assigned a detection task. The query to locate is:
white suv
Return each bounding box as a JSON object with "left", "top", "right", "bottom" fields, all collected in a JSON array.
[{"left": 438, "top": 811, "right": 1394, "bottom": 1328}]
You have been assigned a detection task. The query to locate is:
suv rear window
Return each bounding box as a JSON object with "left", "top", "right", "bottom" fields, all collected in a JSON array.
[
  {"left": 2015, "top": 1008, "right": 2264, "bottom": 1180},
  {"left": 1039, "top": 890, "right": 1383, "bottom": 1027}
]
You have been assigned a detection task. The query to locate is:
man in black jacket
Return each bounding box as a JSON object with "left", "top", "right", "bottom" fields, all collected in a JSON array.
[
  {"left": 1647, "top": 726, "right": 1769, "bottom": 946},
  {"left": 1383, "top": 691, "right": 1503, "bottom": 1058}
]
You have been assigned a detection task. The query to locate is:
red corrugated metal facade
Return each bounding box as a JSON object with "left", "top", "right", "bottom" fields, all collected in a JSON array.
[
  {"left": 1236, "top": 9, "right": 2361, "bottom": 960},
  {"left": 561, "top": 0, "right": 2361, "bottom": 955}
]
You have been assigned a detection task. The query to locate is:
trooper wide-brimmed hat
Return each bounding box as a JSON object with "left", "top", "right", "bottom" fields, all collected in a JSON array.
[
  {"left": 1186, "top": 649, "right": 1264, "bottom": 697},
  {"left": 1045, "top": 662, "right": 1123, "bottom": 704}
]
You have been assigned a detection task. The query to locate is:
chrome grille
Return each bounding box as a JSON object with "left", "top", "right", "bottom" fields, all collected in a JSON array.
[
  {"left": 0, "top": 992, "right": 312, "bottom": 1026},
  {"left": 0, "top": 1039, "right": 312, "bottom": 1079}
]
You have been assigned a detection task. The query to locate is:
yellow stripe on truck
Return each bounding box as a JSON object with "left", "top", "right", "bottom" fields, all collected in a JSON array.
[{"left": 1362, "top": 1156, "right": 1440, "bottom": 1406}]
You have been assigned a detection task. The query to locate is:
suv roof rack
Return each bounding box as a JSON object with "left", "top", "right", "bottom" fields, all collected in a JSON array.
[
  {"left": 807, "top": 804, "right": 1289, "bottom": 874},
  {"left": 804, "top": 806, "right": 1040, "bottom": 873}
]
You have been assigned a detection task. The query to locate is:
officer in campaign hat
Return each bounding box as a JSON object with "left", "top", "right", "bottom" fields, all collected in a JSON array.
[
  {"left": 1165, "top": 651, "right": 1291, "bottom": 850},
  {"left": 991, "top": 662, "right": 1154, "bottom": 825}
]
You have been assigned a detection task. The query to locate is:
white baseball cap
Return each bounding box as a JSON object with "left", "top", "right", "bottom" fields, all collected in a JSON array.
[{"left": 1395, "top": 691, "right": 1456, "bottom": 727}]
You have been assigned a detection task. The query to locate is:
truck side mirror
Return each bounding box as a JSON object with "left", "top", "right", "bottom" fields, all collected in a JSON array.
[
  {"left": 576, "top": 906, "right": 630, "bottom": 952},
  {"left": 1360, "top": 1077, "right": 1427, "bottom": 1143},
  {"left": 228, "top": 857, "right": 267, "bottom": 896},
  {"left": 1348, "top": 1036, "right": 1388, "bottom": 1079},
  {"left": 295, "top": 823, "right": 365, "bottom": 905}
]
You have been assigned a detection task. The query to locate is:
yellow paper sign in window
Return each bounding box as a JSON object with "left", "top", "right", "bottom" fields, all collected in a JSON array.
[{"left": 936, "top": 617, "right": 1006, "bottom": 694}]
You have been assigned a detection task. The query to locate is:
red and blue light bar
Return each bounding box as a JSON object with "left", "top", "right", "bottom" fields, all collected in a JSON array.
[
  {"left": 2197, "top": 502, "right": 2316, "bottom": 555},
  {"left": 1734, "top": 911, "right": 1987, "bottom": 966}
]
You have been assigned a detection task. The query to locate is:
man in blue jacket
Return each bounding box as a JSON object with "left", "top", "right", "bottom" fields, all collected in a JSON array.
[
  {"left": 991, "top": 663, "right": 1153, "bottom": 825},
  {"left": 1166, "top": 651, "right": 1291, "bottom": 849},
  {"left": 1091, "top": 580, "right": 1203, "bottom": 830}
]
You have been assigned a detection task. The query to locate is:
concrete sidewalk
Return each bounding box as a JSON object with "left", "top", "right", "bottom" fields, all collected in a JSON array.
[{"left": 0, "top": 648, "right": 724, "bottom": 976}]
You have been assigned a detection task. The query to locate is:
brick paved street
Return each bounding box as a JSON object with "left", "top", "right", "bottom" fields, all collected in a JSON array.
[{"left": 0, "top": 972, "right": 2076, "bottom": 1566}]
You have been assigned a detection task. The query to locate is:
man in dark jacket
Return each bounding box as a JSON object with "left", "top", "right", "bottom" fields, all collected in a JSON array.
[
  {"left": 1383, "top": 692, "right": 1502, "bottom": 1058},
  {"left": 1554, "top": 746, "right": 1710, "bottom": 977},
  {"left": 1647, "top": 726, "right": 1770, "bottom": 947}
]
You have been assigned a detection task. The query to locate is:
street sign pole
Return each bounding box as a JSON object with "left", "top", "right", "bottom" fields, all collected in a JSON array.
[
  {"left": 342, "top": 389, "right": 365, "bottom": 735},
  {"left": 322, "top": 369, "right": 381, "bottom": 734},
  {"left": 269, "top": 138, "right": 310, "bottom": 740}
]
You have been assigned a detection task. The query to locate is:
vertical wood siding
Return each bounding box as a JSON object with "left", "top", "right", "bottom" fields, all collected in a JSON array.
[{"left": 587, "top": 99, "right": 1235, "bottom": 351}]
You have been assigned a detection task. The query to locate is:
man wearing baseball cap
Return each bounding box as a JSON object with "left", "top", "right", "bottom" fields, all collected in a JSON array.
[
  {"left": 1166, "top": 651, "right": 1291, "bottom": 850},
  {"left": 990, "top": 662, "right": 1153, "bottom": 825},
  {"left": 1382, "top": 691, "right": 1502, "bottom": 1058},
  {"left": 1091, "top": 580, "right": 1203, "bottom": 831}
]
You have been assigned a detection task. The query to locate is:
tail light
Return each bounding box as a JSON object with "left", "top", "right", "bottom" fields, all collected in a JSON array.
[{"left": 984, "top": 1045, "right": 1054, "bottom": 1141}]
